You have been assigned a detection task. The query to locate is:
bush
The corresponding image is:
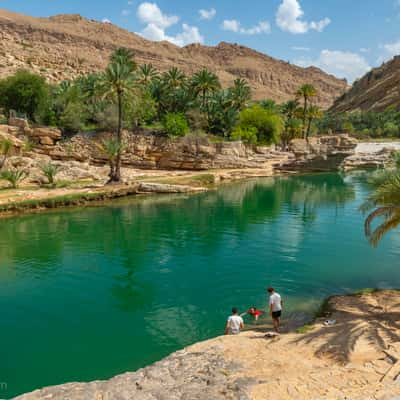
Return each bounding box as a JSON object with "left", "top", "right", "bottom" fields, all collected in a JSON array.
[
  {"left": 59, "top": 102, "right": 85, "bottom": 133},
  {"left": 22, "top": 138, "right": 35, "bottom": 152},
  {"left": 0, "top": 70, "right": 49, "bottom": 121},
  {"left": 234, "top": 105, "right": 283, "bottom": 144},
  {"left": 0, "top": 138, "right": 13, "bottom": 169},
  {"left": 128, "top": 92, "right": 157, "bottom": 127},
  {"left": 384, "top": 122, "right": 399, "bottom": 137},
  {"left": 0, "top": 168, "right": 28, "bottom": 188},
  {"left": 162, "top": 113, "right": 189, "bottom": 137},
  {"left": 39, "top": 162, "right": 61, "bottom": 186},
  {"left": 231, "top": 126, "right": 258, "bottom": 144}
]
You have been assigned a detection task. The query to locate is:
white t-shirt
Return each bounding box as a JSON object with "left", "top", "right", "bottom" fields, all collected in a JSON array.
[
  {"left": 227, "top": 315, "right": 243, "bottom": 334},
  {"left": 269, "top": 292, "right": 282, "bottom": 312}
]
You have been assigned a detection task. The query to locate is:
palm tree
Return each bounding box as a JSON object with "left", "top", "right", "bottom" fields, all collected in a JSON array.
[
  {"left": 163, "top": 67, "right": 186, "bottom": 89},
  {"left": 283, "top": 100, "right": 299, "bottom": 120},
  {"left": 110, "top": 48, "right": 136, "bottom": 70},
  {"left": 97, "top": 48, "right": 137, "bottom": 183},
  {"left": 305, "top": 105, "right": 322, "bottom": 139},
  {"left": 296, "top": 84, "right": 317, "bottom": 139},
  {"left": 229, "top": 79, "right": 251, "bottom": 111},
  {"left": 96, "top": 138, "right": 125, "bottom": 181},
  {"left": 191, "top": 69, "right": 221, "bottom": 109},
  {"left": 138, "top": 64, "right": 159, "bottom": 86},
  {"left": 281, "top": 100, "right": 301, "bottom": 149},
  {"left": 361, "top": 172, "right": 400, "bottom": 247}
]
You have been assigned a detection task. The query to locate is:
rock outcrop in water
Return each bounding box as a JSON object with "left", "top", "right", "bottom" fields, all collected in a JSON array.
[
  {"left": 277, "top": 134, "right": 358, "bottom": 172},
  {"left": 14, "top": 290, "right": 400, "bottom": 400}
]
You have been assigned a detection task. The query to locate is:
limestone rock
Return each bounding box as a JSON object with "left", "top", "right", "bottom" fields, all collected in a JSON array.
[
  {"left": 342, "top": 145, "right": 398, "bottom": 171},
  {"left": 32, "top": 127, "right": 62, "bottom": 141},
  {"left": 38, "top": 136, "right": 55, "bottom": 146},
  {"left": 279, "top": 134, "right": 358, "bottom": 172},
  {"left": 138, "top": 182, "right": 206, "bottom": 193},
  {"left": 8, "top": 117, "right": 29, "bottom": 129}
]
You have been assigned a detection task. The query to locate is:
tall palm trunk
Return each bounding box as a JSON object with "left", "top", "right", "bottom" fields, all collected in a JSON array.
[
  {"left": 306, "top": 117, "right": 313, "bottom": 140},
  {"left": 113, "top": 90, "right": 123, "bottom": 183},
  {"left": 302, "top": 96, "right": 308, "bottom": 139}
]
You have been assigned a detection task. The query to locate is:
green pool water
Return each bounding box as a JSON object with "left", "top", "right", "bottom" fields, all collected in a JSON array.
[{"left": 1, "top": 173, "right": 400, "bottom": 398}]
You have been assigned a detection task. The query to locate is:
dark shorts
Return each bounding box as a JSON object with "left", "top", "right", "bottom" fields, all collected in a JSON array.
[{"left": 272, "top": 310, "right": 282, "bottom": 319}]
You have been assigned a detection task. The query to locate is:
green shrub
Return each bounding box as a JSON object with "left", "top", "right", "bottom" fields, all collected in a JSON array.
[
  {"left": 59, "top": 102, "right": 85, "bottom": 133},
  {"left": 231, "top": 126, "right": 258, "bottom": 144},
  {"left": 39, "top": 162, "right": 61, "bottom": 186},
  {"left": 0, "top": 138, "right": 13, "bottom": 168},
  {"left": 22, "top": 138, "right": 35, "bottom": 152},
  {"left": 342, "top": 121, "right": 354, "bottom": 133},
  {"left": 162, "top": 113, "right": 189, "bottom": 137},
  {"left": 0, "top": 70, "right": 49, "bottom": 121},
  {"left": 0, "top": 168, "right": 28, "bottom": 188},
  {"left": 235, "top": 105, "right": 283, "bottom": 145},
  {"left": 383, "top": 122, "right": 399, "bottom": 137}
]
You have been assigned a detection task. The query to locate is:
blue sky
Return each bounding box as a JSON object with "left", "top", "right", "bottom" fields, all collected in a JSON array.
[{"left": 2, "top": 0, "right": 400, "bottom": 82}]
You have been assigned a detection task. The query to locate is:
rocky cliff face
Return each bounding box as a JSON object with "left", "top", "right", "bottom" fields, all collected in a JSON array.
[
  {"left": 0, "top": 9, "right": 347, "bottom": 108},
  {"left": 331, "top": 56, "right": 400, "bottom": 112}
]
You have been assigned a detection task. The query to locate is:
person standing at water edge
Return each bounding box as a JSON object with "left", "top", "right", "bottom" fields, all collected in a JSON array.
[
  {"left": 225, "top": 308, "right": 244, "bottom": 335},
  {"left": 268, "top": 287, "right": 282, "bottom": 332}
]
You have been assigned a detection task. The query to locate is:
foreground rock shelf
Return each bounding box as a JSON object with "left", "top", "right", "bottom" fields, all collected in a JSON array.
[{"left": 14, "top": 290, "right": 400, "bottom": 400}]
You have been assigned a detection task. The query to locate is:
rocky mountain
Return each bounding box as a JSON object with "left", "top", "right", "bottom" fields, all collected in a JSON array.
[
  {"left": 331, "top": 56, "right": 400, "bottom": 112},
  {"left": 0, "top": 9, "right": 347, "bottom": 109}
]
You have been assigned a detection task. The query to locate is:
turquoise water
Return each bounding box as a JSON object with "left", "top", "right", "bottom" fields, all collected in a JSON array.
[{"left": 1, "top": 173, "right": 400, "bottom": 398}]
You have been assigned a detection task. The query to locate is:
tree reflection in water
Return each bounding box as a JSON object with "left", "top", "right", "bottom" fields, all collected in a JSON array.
[{"left": 0, "top": 173, "right": 355, "bottom": 311}]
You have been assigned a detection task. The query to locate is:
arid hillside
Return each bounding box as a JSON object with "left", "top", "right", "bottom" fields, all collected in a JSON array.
[
  {"left": 331, "top": 55, "right": 400, "bottom": 112},
  {"left": 0, "top": 9, "right": 347, "bottom": 109}
]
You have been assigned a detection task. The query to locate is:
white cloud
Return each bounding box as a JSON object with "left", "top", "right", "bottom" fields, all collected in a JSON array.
[
  {"left": 376, "top": 39, "right": 400, "bottom": 64},
  {"left": 199, "top": 8, "right": 216, "bottom": 20},
  {"left": 359, "top": 47, "right": 370, "bottom": 53},
  {"left": 292, "top": 46, "right": 310, "bottom": 51},
  {"left": 222, "top": 19, "right": 271, "bottom": 35},
  {"left": 137, "top": 2, "right": 203, "bottom": 46},
  {"left": 383, "top": 39, "right": 400, "bottom": 57},
  {"left": 295, "top": 49, "right": 371, "bottom": 83},
  {"left": 137, "top": 2, "right": 179, "bottom": 29},
  {"left": 173, "top": 24, "right": 204, "bottom": 46},
  {"left": 222, "top": 19, "right": 241, "bottom": 32},
  {"left": 309, "top": 18, "right": 331, "bottom": 32},
  {"left": 276, "top": 0, "right": 330, "bottom": 34},
  {"left": 102, "top": 18, "right": 111, "bottom": 23}
]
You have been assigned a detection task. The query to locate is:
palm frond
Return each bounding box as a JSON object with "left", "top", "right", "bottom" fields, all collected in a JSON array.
[
  {"left": 364, "top": 206, "right": 398, "bottom": 237},
  {"left": 367, "top": 208, "right": 400, "bottom": 247}
]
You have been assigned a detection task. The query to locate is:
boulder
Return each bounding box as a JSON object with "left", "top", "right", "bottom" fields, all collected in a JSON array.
[
  {"left": 342, "top": 146, "right": 396, "bottom": 171},
  {"left": 278, "top": 134, "right": 358, "bottom": 172},
  {"left": 8, "top": 117, "right": 29, "bottom": 130},
  {"left": 39, "top": 136, "right": 55, "bottom": 146},
  {"left": 31, "top": 127, "right": 62, "bottom": 140}
]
